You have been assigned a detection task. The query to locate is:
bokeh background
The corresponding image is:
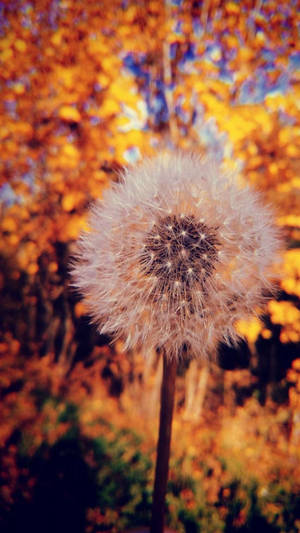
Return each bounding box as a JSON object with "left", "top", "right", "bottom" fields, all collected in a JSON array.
[{"left": 0, "top": 1, "right": 299, "bottom": 532}]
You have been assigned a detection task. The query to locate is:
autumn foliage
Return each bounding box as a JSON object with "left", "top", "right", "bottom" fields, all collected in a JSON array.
[{"left": 0, "top": 1, "right": 299, "bottom": 532}]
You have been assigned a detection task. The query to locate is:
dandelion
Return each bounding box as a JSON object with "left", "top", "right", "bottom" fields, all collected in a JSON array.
[
  {"left": 71, "top": 152, "right": 281, "bottom": 533},
  {"left": 72, "top": 152, "right": 280, "bottom": 361}
]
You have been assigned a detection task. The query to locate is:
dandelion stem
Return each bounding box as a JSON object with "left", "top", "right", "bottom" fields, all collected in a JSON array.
[{"left": 150, "top": 354, "right": 177, "bottom": 533}]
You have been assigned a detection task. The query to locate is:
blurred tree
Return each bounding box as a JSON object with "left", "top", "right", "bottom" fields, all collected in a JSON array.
[{"left": 0, "top": 0, "right": 299, "bottom": 394}]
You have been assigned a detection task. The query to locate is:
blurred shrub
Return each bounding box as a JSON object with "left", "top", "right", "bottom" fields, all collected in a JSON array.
[{"left": 1, "top": 352, "right": 299, "bottom": 532}]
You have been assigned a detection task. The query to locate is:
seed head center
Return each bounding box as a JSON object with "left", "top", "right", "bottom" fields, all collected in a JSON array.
[{"left": 140, "top": 215, "right": 219, "bottom": 300}]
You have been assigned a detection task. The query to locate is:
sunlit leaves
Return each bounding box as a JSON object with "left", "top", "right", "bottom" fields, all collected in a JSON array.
[
  {"left": 0, "top": 4, "right": 299, "bottom": 529},
  {"left": 268, "top": 301, "right": 300, "bottom": 344}
]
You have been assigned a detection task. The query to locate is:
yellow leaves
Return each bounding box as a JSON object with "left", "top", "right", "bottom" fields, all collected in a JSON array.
[
  {"left": 268, "top": 162, "right": 279, "bottom": 176},
  {"left": 110, "top": 78, "right": 137, "bottom": 106},
  {"left": 280, "top": 249, "right": 300, "bottom": 298},
  {"left": 268, "top": 300, "right": 300, "bottom": 343},
  {"left": 235, "top": 317, "right": 263, "bottom": 345},
  {"left": 188, "top": 78, "right": 207, "bottom": 93},
  {"left": 282, "top": 279, "right": 299, "bottom": 296},
  {"left": 278, "top": 215, "right": 300, "bottom": 228},
  {"left": 27, "top": 263, "right": 39, "bottom": 276},
  {"left": 247, "top": 142, "right": 258, "bottom": 156},
  {"left": 59, "top": 106, "right": 81, "bottom": 122},
  {"left": 225, "top": 2, "right": 240, "bottom": 15},
  {"left": 269, "top": 301, "right": 300, "bottom": 325},
  {"left": 224, "top": 110, "right": 257, "bottom": 144},
  {"left": 0, "top": 47, "right": 13, "bottom": 62},
  {"left": 55, "top": 66, "right": 78, "bottom": 90},
  {"left": 293, "top": 359, "right": 300, "bottom": 372},
  {"left": 101, "top": 56, "right": 120, "bottom": 72},
  {"left": 120, "top": 129, "right": 144, "bottom": 147},
  {"left": 113, "top": 130, "right": 151, "bottom": 163},
  {"left": 58, "top": 143, "right": 80, "bottom": 168},
  {"left": 277, "top": 127, "right": 300, "bottom": 160},
  {"left": 96, "top": 73, "right": 110, "bottom": 89},
  {"left": 0, "top": 0, "right": 297, "bottom": 366},
  {"left": 16, "top": 241, "right": 38, "bottom": 272},
  {"left": 98, "top": 76, "right": 140, "bottom": 119},
  {"left": 62, "top": 191, "right": 84, "bottom": 212},
  {"left": 61, "top": 68, "right": 77, "bottom": 90},
  {"left": 286, "top": 144, "right": 299, "bottom": 157},
  {"left": 0, "top": 36, "right": 13, "bottom": 50},
  {"left": 0, "top": 36, "right": 14, "bottom": 62},
  {"left": 281, "top": 330, "right": 300, "bottom": 344},
  {"left": 199, "top": 97, "right": 273, "bottom": 150},
  {"left": 261, "top": 329, "right": 272, "bottom": 340},
  {"left": 51, "top": 31, "right": 63, "bottom": 47},
  {"left": 62, "top": 214, "right": 87, "bottom": 240},
  {"left": 124, "top": 5, "right": 139, "bottom": 23},
  {"left": 13, "top": 82, "right": 25, "bottom": 95},
  {"left": 7, "top": 234, "right": 19, "bottom": 247},
  {"left": 2, "top": 216, "right": 17, "bottom": 233},
  {"left": 63, "top": 144, "right": 79, "bottom": 159},
  {"left": 14, "top": 39, "right": 27, "bottom": 53},
  {"left": 265, "top": 93, "right": 286, "bottom": 111},
  {"left": 255, "top": 31, "right": 265, "bottom": 45},
  {"left": 99, "top": 98, "right": 120, "bottom": 118},
  {"left": 224, "top": 34, "right": 239, "bottom": 48},
  {"left": 238, "top": 47, "right": 255, "bottom": 62},
  {"left": 279, "top": 127, "right": 293, "bottom": 146},
  {"left": 62, "top": 194, "right": 76, "bottom": 212},
  {"left": 115, "top": 115, "right": 132, "bottom": 130},
  {"left": 87, "top": 36, "right": 110, "bottom": 57}
]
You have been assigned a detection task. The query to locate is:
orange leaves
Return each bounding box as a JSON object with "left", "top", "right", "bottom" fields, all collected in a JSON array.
[
  {"left": 60, "top": 143, "right": 80, "bottom": 166},
  {"left": 235, "top": 317, "right": 263, "bottom": 345},
  {"left": 268, "top": 301, "right": 300, "bottom": 344},
  {"left": 61, "top": 191, "right": 84, "bottom": 212},
  {"left": 87, "top": 36, "right": 111, "bottom": 59},
  {"left": 99, "top": 98, "right": 120, "bottom": 118},
  {"left": 0, "top": 34, "right": 27, "bottom": 64},
  {"left": 12, "top": 82, "right": 26, "bottom": 95},
  {"left": 61, "top": 213, "right": 87, "bottom": 240},
  {"left": 16, "top": 241, "right": 38, "bottom": 271},
  {"left": 49, "top": 30, "right": 60, "bottom": 48},
  {"left": 280, "top": 249, "right": 300, "bottom": 298},
  {"left": 59, "top": 105, "right": 81, "bottom": 122},
  {"left": 0, "top": 3, "right": 156, "bottom": 270},
  {"left": 74, "top": 301, "right": 87, "bottom": 318},
  {"left": 225, "top": 2, "right": 240, "bottom": 15},
  {"left": 2, "top": 216, "right": 17, "bottom": 233},
  {"left": 0, "top": 0, "right": 298, "bottom": 381}
]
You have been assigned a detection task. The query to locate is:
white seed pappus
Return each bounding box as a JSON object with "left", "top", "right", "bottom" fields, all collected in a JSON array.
[{"left": 71, "top": 153, "right": 281, "bottom": 360}]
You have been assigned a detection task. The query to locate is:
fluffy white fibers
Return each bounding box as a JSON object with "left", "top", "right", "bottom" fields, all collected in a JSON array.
[{"left": 71, "top": 152, "right": 281, "bottom": 360}]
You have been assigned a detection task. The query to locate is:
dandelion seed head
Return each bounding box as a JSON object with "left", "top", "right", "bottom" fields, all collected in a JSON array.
[{"left": 71, "top": 152, "right": 282, "bottom": 360}]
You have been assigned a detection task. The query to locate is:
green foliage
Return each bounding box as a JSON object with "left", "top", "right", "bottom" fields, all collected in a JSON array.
[
  {"left": 1, "top": 384, "right": 299, "bottom": 532},
  {"left": 0, "top": 397, "right": 152, "bottom": 532}
]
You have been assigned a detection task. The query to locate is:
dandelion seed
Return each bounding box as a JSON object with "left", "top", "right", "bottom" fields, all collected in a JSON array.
[{"left": 71, "top": 152, "right": 281, "bottom": 361}]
